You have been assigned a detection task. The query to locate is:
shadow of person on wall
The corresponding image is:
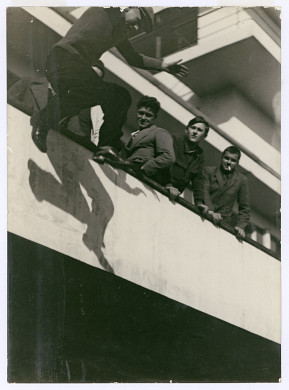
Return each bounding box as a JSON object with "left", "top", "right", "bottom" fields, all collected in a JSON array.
[
  {"left": 28, "top": 130, "right": 116, "bottom": 273},
  {"left": 99, "top": 162, "right": 161, "bottom": 201}
]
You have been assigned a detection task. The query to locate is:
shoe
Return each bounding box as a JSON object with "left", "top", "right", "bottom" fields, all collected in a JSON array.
[
  {"left": 31, "top": 126, "right": 47, "bottom": 153},
  {"left": 60, "top": 127, "right": 98, "bottom": 153},
  {"left": 93, "top": 146, "right": 120, "bottom": 162},
  {"left": 93, "top": 155, "right": 106, "bottom": 164}
]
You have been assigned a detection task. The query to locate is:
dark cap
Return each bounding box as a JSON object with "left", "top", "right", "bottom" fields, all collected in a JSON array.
[
  {"left": 187, "top": 116, "right": 210, "bottom": 136},
  {"left": 139, "top": 7, "right": 154, "bottom": 33}
]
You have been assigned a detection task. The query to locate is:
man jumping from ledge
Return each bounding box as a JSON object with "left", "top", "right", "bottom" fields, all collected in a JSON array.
[{"left": 32, "top": 7, "right": 188, "bottom": 156}]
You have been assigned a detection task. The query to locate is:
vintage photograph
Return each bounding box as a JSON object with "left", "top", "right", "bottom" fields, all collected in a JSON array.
[{"left": 6, "top": 5, "right": 281, "bottom": 383}]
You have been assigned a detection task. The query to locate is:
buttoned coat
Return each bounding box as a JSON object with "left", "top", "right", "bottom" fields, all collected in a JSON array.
[
  {"left": 202, "top": 166, "right": 250, "bottom": 229},
  {"left": 168, "top": 134, "right": 205, "bottom": 203},
  {"left": 122, "top": 125, "right": 175, "bottom": 181}
]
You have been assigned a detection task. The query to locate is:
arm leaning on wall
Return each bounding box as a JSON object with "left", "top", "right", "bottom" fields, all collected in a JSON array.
[
  {"left": 190, "top": 152, "right": 205, "bottom": 205},
  {"left": 236, "top": 175, "right": 250, "bottom": 230},
  {"left": 141, "top": 129, "right": 175, "bottom": 177},
  {"left": 202, "top": 167, "right": 215, "bottom": 211}
]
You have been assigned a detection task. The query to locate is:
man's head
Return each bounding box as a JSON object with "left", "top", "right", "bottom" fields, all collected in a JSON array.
[
  {"left": 123, "top": 7, "right": 154, "bottom": 33},
  {"left": 185, "top": 116, "right": 209, "bottom": 144},
  {"left": 221, "top": 146, "right": 241, "bottom": 173},
  {"left": 137, "top": 96, "right": 160, "bottom": 130}
]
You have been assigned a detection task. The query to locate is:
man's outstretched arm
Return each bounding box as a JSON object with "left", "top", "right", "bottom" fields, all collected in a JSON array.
[
  {"left": 141, "top": 129, "right": 175, "bottom": 177},
  {"left": 116, "top": 40, "right": 188, "bottom": 77}
]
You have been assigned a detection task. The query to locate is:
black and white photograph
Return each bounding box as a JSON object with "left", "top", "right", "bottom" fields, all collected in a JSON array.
[{"left": 3, "top": 1, "right": 287, "bottom": 386}]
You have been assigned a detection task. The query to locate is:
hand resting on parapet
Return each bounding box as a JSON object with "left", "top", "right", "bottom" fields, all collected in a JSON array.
[
  {"left": 166, "top": 185, "right": 181, "bottom": 201},
  {"left": 207, "top": 210, "right": 223, "bottom": 225},
  {"left": 196, "top": 203, "right": 209, "bottom": 214},
  {"left": 234, "top": 226, "right": 246, "bottom": 240}
]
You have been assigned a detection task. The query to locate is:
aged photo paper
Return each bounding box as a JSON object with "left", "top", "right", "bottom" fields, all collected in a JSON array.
[{"left": 3, "top": 0, "right": 288, "bottom": 388}]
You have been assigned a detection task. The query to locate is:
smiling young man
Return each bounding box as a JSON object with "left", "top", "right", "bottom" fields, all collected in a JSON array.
[
  {"left": 31, "top": 7, "right": 188, "bottom": 154},
  {"left": 202, "top": 146, "right": 250, "bottom": 239},
  {"left": 121, "top": 96, "right": 175, "bottom": 184},
  {"left": 165, "top": 116, "right": 209, "bottom": 212}
]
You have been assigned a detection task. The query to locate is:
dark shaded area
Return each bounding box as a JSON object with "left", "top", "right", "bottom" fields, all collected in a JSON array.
[
  {"left": 27, "top": 139, "right": 115, "bottom": 273},
  {"left": 7, "top": 7, "right": 61, "bottom": 77},
  {"left": 8, "top": 232, "right": 281, "bottom": 383},
  {"left": 27, "top": 130, "right": 150, "bottom": 273},
  {"left": 263, "top": 7, "right": 281, "bottom": 28},
  {"left": 129, "top": 7, "right": 198, "bottom": 58}
]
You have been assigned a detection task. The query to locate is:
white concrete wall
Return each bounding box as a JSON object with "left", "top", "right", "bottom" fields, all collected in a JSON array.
[
  {"left": 194, "top": 86, "right": 281, "bottom": 151},
  {"left": 7, "top": 106, "right": 281, "bottom": 344},
  {"left": 166, "top": 7, "right": 280, "bottom": 63}
]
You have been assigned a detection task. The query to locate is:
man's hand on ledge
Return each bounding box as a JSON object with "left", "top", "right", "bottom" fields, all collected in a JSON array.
[
  {"left": 166, "top": 186, "right": 181, "bottom": 201},
  {"left": 196, "top": 203, "right": 209, "bottom": 214},
  {"left": 208, "top": 210, "right": 223, "bottom": 225},
  {"left": 162, "top": 59, "right": 189, "bottom": 78},
  {"left": 234, "top": 226, "right": 246, "bottom": 240}
]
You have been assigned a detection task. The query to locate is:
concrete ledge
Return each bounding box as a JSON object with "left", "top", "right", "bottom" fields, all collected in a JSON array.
[{"left": 7, "top": 105, "right": 281, "bottom": 343}]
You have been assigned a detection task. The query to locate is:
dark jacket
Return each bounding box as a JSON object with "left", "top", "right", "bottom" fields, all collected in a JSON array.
[
  {"left": 121, "top": 125, "right": 175, "bottom": 182},
  {"left": 167, "top": 134, "right": 205, "bottom": 203},
  {"left": 202, "top": 166, "right": 250, "bottom": 229},
  {"left": 8, "top": 77, "right": 50, "bottom": 116},
  {"left": 55, "top": 7, "right": 162, "bottom": 70}
]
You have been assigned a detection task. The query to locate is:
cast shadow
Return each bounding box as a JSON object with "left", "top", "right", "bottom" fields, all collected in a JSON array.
[
  {"left": 99, "top": 163, "right": 161, "bottom": 202},
  {"left": 28, "top": 131, "right": 115, "bottom": 273}
]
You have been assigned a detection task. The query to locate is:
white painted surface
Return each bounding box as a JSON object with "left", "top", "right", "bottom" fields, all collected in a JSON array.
[
  {"left": 166, "top": 8, "right": 280, "bottom": 63},
  {"left": 7, "top": 106, "right": 281, "bottom": 344},
  {"left": 197, "top": 87, "right": 281, "bottom": 152},
  {"left": 262, "top": 230, "right": 272, "bottom": 249}
]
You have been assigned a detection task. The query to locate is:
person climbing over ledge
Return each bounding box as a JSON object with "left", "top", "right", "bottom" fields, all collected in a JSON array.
[
  {"left": 58, "top": 60, "right": 131, "bottom": 153},
  {"left": 32, "top": 7, "right": 188, "bottom": 156}
]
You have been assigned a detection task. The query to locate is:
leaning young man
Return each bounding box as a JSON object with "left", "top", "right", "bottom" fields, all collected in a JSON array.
[
  {"left": 120, "top": 96, "right": 175, "bottom": 185},
  {"left": 202, "top": 146, "right": 250, "bottom": 239},
  {"left": 166, "top": 116, "right": 209, "bottom": 213}
]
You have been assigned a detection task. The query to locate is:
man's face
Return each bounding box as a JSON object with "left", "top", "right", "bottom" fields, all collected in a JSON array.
[
  {"left": 137, "top": 106, "right": 156, "bottom": 130},
  {"left": 221, "top": 152, "right": 239, "bottom": 172},
  {"left": 124, "top": 8, "right": 142, "bottom": 32},
  {"left": 185, "top": 122, "right": 207, "bottom": 143}
]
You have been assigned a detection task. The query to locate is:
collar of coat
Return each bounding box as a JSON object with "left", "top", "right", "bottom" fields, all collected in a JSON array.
[
  {"left": 169, "top": 134, "right": 203, "bottom": 172},
  {"left": 214, "top": 166, "right": 240, "bottom": 192},
  {"left": 126, "top": 125, "right": 158, "bottom": 149},
  {"left": 183, "top": 137, "right": 203, "bottom": 155}
]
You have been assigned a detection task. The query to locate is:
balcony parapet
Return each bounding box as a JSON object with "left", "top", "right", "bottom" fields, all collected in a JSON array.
[{"left": 8, "top": 105, "right": 281, "bottom": 344}]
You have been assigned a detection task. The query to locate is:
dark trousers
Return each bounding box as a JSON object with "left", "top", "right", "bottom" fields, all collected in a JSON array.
[{"left": 44, "top": 47, "right": 132, "bottom": 151}]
